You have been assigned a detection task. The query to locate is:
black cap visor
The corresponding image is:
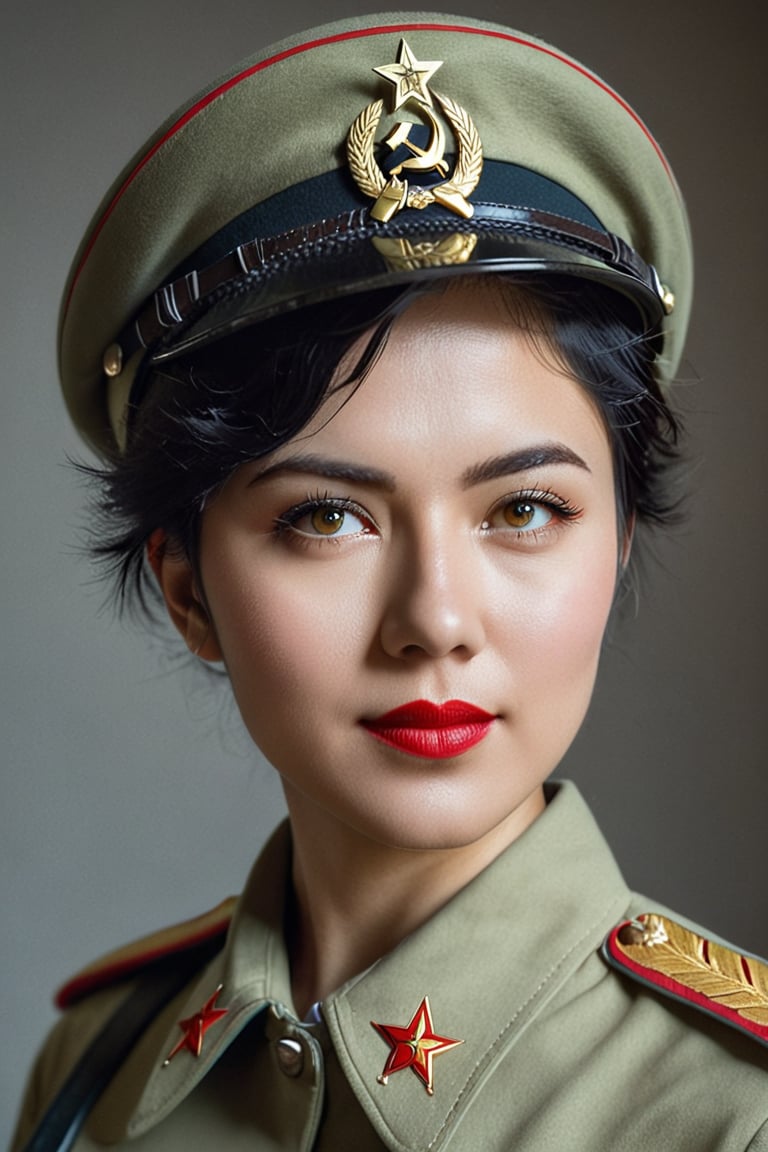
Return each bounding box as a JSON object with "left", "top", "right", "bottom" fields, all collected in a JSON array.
[{"left": 140, "top": 207, "right": 665, "bottom": 369}]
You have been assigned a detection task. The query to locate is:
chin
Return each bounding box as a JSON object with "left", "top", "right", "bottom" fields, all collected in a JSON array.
[{"left": 343, "top": 784, "right": 546, "bottom": 855}]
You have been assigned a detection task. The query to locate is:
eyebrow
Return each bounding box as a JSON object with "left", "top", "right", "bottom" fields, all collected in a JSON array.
[
  {"left": 248, "top": 453, "right": 397, "bottom": 491},
  {"left": 461, "top": 443, "right": 590, "bottom": 486},
  {"left": 248, "top": 442, "right": 589, "bottom": 491}
]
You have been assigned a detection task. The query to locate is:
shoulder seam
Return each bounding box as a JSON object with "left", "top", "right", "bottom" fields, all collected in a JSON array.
[{"left": 56, "top": 896, "right": 237, "bottom": 1009}]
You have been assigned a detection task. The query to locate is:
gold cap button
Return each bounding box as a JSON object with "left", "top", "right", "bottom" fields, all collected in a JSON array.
[
  {"left": 103, "top": 343, "right": 124, "bottom": 377},
  {"left": 660, "top": 285, "right": 675, "bottom": 315}
]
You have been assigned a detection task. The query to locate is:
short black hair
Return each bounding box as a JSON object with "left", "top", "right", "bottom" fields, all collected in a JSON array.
[{"left": 86, "top": 274, "right": 681, "bottom": 616}]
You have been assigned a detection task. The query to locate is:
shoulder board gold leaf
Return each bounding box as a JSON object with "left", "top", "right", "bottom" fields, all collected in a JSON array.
[{"left": 602, "top": 913, "right": 768, "bottom": 1047}]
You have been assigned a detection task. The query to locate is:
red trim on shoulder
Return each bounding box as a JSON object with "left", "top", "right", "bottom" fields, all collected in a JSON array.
[
  {"left": 55, "top": 896, "right": 236, "bottom": 1009},
  {"left": 63, "top": 21, "right": 674, "bottom": 320},
  {"left": 603, "top": 916, "right": 768, "bottom": 1049}
]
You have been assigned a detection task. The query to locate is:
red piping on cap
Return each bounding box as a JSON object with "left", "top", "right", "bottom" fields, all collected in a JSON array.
[{"left": 64, "top": 22, "right": 676, "bottom": 322}]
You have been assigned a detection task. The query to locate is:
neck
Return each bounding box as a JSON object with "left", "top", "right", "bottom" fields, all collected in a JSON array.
[{"left": 282, "top": 783, "right": 545, "bottom": 1019}]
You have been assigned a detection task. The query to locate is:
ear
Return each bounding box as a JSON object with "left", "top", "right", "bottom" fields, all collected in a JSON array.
[{"left": 146, "top": 530, "right": 223, "bottom": 662}]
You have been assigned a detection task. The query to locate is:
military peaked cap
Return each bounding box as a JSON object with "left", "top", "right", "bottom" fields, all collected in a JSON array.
[{"left": 58, "top": 12, "right": 693, "bottom": 454}]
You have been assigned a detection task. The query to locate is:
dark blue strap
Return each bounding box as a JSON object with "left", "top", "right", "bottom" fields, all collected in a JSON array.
[{"left": 19, "top": 939, "right": 223, "bottom": 1152}]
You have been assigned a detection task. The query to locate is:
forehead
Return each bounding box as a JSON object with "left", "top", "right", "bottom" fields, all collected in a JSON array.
[{"left": 276, "top": 281, "right": 610, "bottom": 464}]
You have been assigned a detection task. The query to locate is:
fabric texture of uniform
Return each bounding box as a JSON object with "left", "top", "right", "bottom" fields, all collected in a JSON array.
[{"left": 13, "top": 783, "right": 768, "bottom": 1151}]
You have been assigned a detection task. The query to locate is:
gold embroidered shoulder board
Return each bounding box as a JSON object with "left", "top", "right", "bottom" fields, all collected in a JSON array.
[{"left": 603, "top": 913, "right": 768, "bottom": 1048}]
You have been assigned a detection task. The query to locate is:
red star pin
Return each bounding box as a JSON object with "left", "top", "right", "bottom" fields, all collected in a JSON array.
[
  {"left": 163, "top": 985, "right": 228, "bottom": 1065},
  {"left": 371, "top": 996, "right": 463, "bottom": 1095}
]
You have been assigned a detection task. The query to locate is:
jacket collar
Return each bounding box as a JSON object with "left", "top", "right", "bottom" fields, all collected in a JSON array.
[
  {"left": 92, "top": 825, "right": 294, "bottom": 1141},
  {"left": 324, "top": 782, "right": 630, "bottom": 1149},
  {"left": 101, "top": 782, "right": 629, "bottom": 1145}
]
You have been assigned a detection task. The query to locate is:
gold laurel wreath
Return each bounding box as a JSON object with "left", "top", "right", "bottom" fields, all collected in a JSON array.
[
  {"left": 432, "top": 90, "right": 483, "bottom": 201},
  {"left": 347, "top": 91, "right": 483, "bottom": 213},
  {"left": 621, "top": 915, "right": 768, "bottom": 1026},
  {"left": 346, "top": 98, "right": 386, "bottom": 198}
]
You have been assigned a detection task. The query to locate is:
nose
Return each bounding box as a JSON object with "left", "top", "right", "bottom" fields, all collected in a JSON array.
[{"left": 378, "top": 528, "right": 486, "bottom": 661}]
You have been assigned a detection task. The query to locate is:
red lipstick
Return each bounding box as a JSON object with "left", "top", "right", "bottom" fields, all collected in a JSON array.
[{"left": 361, "top": 699, "right": 495, "bottom": 759}]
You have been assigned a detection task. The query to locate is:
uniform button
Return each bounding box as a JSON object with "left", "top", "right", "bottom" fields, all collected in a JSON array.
[{"left": 275, "top": 1036, "right": 304, "bottom": 1077}]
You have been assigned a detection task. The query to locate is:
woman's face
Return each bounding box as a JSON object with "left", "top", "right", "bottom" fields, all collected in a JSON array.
[{"left": 195, "top": 282, "right": 620, "bottom": 851}]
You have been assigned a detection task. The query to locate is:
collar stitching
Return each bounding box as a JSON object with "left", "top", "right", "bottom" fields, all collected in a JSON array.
[{"left": 428, "top": 891, "right": 628, "bottom": 1149}]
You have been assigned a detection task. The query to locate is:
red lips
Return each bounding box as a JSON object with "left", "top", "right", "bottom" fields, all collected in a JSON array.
[{"left": 361, "top": 699, "right": 495, "bottom": 759}]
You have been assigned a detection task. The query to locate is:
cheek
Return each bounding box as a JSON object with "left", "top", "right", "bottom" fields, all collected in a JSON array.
[
  {"left": 495, "top": 535, "right": 618, "bottom": 684},
  {"left": 208, "top": 562, "right": 368, "bottom": 725}
]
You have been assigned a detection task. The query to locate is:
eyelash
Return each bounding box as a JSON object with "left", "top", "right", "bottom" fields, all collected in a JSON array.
[
  {"left": 481, "top": 488, "right": 583, "bottom": 538},
  {"left": 273, "top": 487, "right": 582, "bottom": 546},
  {"left": 273, "top": 492, "right": 375, "bottom": 543}
]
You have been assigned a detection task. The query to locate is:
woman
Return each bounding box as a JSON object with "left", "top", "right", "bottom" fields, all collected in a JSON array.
[{"left": 12, "top": 12, "right": 768, "bottom": 1150}]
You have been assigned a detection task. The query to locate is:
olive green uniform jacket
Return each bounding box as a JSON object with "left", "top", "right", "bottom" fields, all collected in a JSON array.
[{"left": 12, "top": 783, "right": 768, "bottom": 1150}]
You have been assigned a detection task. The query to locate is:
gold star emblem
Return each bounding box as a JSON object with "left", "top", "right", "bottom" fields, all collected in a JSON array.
[
  {"left": 163, "top": 985, "right": 228, "bottom": 1065},
  {"left": 373, "top": 39, "right": 443, "bottom": 110},
  {"left": 371, "top": 996, "right": 463, "bottom": 1095}
]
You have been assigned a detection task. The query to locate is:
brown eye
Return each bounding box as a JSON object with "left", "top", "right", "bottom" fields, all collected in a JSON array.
[
  {"left": 503, "top": 501, "right": 536, "bottom": 529},
  {"left": 311, "top": 507, "right": 346, "bottom": 535},
  {"left": 482, "top": 496, "right": 558, "bottom": 534},
  {"left": 276, "top": 498, "right": 374, "bottom": 540}
]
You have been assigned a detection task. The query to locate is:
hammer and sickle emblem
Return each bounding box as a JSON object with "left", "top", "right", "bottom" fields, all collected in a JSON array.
[
  {"left": 347, "top": 39, "right": 484, "bottom": 224},
  {"left": 384, "top": 110, "right": 449, "bottom": 179}
]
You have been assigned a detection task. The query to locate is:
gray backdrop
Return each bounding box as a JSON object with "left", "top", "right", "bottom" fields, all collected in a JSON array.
[{"left": 3, "top": 0, "right": 766, "bottom": 1137}]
